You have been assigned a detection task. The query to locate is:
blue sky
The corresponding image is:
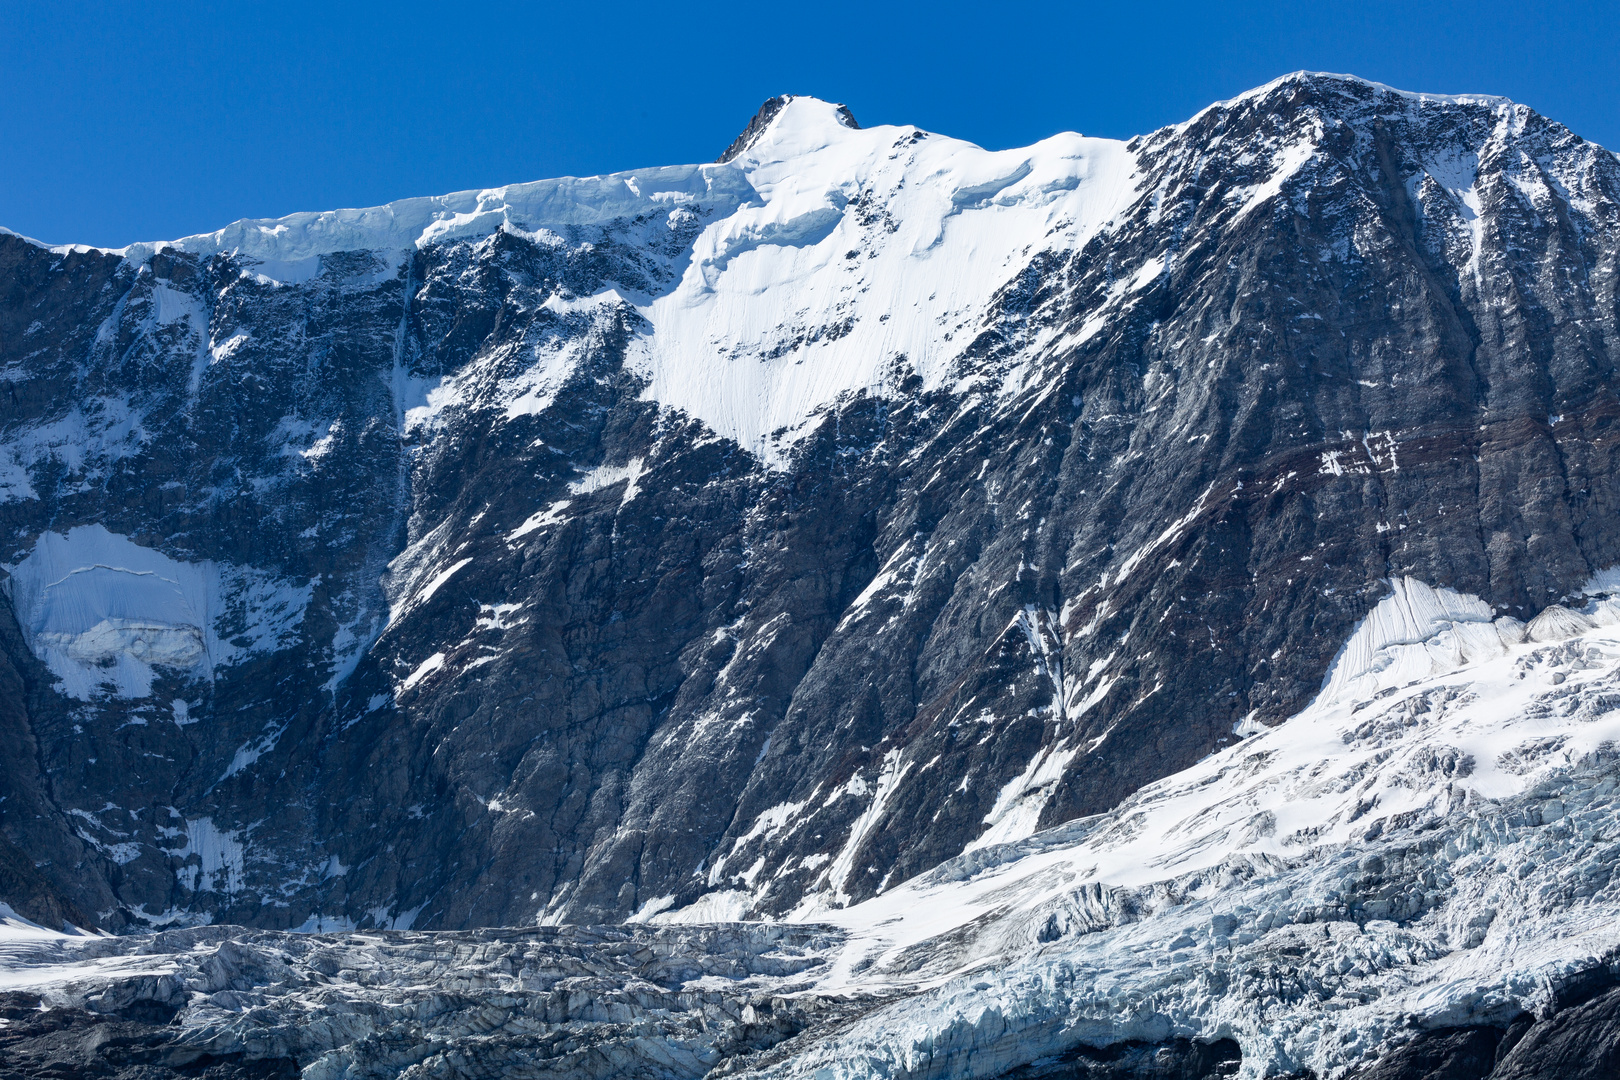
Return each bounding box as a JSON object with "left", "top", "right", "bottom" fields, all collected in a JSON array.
[{"left": 3, "top": 0, "right": 1616, "bottom": 248}]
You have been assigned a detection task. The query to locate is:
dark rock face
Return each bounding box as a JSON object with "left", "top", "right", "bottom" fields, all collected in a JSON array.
[
  {"left": 1, "top": 73, "right": 1618, "bottom": 941},
  {"left": 1348, "top": 983, "right": 1620, "bottom": 1079},
  {"left": 720, "top": 97, "right": 793, "bottom": 163},
  {"left": 1352, "top": 1026, "right": 1506, "bottom": 1080},
  {"left": 1490, "top": 986, "right": 1620, "bottom": 1079},
  {"left": 0, "top": 601, "right": 103, "bottom": 932},
  {"left": 996, "top": 1039, "right": 1241, "bottom": 1079}
]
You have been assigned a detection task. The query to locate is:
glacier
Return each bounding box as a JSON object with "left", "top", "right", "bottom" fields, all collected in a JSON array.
[
  {"left": 8, "top": 575, "right": 1620, "bottom": 1077},
  {"left": 4, "top": 525, "right": 312, "bottom": 700}
]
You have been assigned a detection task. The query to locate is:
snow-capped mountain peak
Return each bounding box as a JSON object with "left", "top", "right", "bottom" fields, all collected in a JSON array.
[
  {"left": 5, "top": 72, "right": 1620, "bottom": 1079},
  {"left": 634, "top": 97, "right": 1138, "bottom": 458}
]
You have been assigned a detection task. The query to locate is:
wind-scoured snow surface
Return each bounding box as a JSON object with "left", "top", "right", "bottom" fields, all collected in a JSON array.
[{"left": 9, "top": 576, "right": 1620, "bottom": 1078}]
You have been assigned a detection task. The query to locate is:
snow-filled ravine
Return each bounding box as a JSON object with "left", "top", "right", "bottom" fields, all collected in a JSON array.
[{"left": 9, "top": 573, "right": 1620, "bottom": 1078}]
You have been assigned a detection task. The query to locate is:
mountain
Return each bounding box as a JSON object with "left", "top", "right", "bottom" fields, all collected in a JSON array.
[{"left": 3, "top": 71, "right": 1620, "bottom": 1079}]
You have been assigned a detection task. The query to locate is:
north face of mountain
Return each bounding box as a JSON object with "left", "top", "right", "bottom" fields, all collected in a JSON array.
[{"left": 0, "top": 73, "right": 1617, "bottom": 934}]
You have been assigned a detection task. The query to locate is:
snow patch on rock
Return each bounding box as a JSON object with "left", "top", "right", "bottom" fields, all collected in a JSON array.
[
  {"left": 174, "top": 818, "right": 245, "bottom": 895},
  {"left": 5, "top": 526, "right": 311, "bottom": 700},
  {"left": 1315, "top": 576, "right": 1520, "bottom": 707}
]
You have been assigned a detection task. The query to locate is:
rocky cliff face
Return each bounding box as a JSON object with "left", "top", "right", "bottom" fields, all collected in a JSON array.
[
  {"left": 1, "top": 72, "right": 1617, "bottom": 953},
  {"left": 12, "top": 577, "right": 1620, "bottom": 1079}
]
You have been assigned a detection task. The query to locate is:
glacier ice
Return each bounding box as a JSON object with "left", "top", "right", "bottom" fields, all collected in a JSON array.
[
  {"left": 6, "top": 526, "right": 220, "bottom": 699},
  {"left": 1315, "top": 576, "right": 1519, "bottom": 707},
  {"left": 10, "top": 575, "right": 1620, "bottom": 1077},
  {"left": 4, "top": 525, "right": 311, "bottom": 700}
]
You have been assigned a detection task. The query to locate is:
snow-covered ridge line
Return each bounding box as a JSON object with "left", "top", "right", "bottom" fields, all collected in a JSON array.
[
  {"left": 36, "top": 165, "right": 758, "bottom": 265},
  {"left": 9, "top": 95, "right": 1146, "bottom": 462},
  {"left": 5, "top": 77, "right": 1586, "bottom": 468},
  {"left": 1206, "top": 69, "right": 1513, "bottom": 115},
  {"left": 3, "top": 72, "right": 1534, "bottom": 262}
]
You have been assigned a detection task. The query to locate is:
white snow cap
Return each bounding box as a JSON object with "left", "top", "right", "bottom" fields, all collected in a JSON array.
[
  {"left": 633, "top": 95, "right": 1138, "bottom": 459},
  {"left": 20, "top": 96, "right": 1139, "bottom": 464}
]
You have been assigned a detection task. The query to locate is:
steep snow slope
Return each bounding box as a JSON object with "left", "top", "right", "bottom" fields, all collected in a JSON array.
[{"left": 633, "top": 99, "right": 1136, "bottom": 460}]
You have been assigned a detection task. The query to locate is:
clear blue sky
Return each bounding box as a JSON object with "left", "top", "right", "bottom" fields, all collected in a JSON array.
[{"left": 3, "top": 0, "right": 1616, "bottom": 248}]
